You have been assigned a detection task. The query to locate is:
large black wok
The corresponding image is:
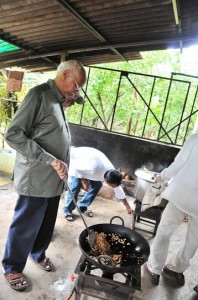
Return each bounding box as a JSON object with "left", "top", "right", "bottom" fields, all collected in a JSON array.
[{"left": 79, "top": 216, "right": 150, "bottom": 274}]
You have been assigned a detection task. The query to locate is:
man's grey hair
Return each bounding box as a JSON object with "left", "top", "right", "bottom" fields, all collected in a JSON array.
[{"left": 57, "top": 60, "right": 84, "bottom": 75}]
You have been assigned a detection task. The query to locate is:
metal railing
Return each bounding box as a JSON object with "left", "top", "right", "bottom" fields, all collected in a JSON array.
[
  {"left": 1, "top": 68, "right": 198, "bottom": 147},
  {"left": 67, "top": 66, "right": 198, "bottom": 146}
]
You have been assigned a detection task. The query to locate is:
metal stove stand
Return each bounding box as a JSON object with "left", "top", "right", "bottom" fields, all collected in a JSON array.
[{"left": 73, "top": 255, "right": 141, "bottom": 300}]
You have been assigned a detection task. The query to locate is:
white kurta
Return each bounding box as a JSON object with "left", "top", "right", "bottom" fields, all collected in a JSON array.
[
  {"left": 69, "top": 147, "right": 125, "bottom": 199},
  {"left": 161, "top": 133, "right": 198, "bottom": 216},
  {"left": 148, "top": 133, "right": 198, "bottom": 275}
]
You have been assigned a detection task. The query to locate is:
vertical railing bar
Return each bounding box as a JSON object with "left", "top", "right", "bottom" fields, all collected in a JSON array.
[
  {"left": 175, "top": 82, "right": 191, "bottom": 144},
  {"left": 110, "top": 72, "right": 123, "bottom": 131},
  {"left": 80, "top": 66, "right": 91, "bottom": 125},
  {"left": 82, "top": 89, "right": 109, "bottom": 131},
  {"left": 171, "top": 73, "right": 198, "bottom": 144},
  {"left": 142, "top": 77, "right": 156, "bottom": 137},
  {"left": 183, "top": 85, "right": 198, "bottom": 143},
  {"left": 157, "top": 75, "right": 172, "bottom": 141}
]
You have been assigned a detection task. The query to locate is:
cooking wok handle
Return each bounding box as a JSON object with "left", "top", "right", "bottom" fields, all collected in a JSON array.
[
  {"left": 63, "top": 177, "right": 89, "bottom": 231},
  {"left": 110, "top": 216, "right": 124, "bottom": 226}
]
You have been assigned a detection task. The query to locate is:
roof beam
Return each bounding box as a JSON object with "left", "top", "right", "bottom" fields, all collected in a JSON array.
[
  {"left": 172, "top": 0, "right": 183, "bottom": 52},
  {"left": 1, "top": 34, "right": 198, "bottom": 66},
  {"left": 56, "top": 0, "right": 127, "bottom": 62},
  {"left": 172, "top": 0, "right": 180, "bottom": 25}
]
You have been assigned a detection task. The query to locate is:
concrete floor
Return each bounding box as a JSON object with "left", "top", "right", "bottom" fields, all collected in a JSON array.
[{"left": 0, "top": 179, "right": 198, "bottom": 300}]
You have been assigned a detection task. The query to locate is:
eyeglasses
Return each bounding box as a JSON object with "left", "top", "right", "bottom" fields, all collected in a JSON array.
[
  {"left": 67, "top": 71, "right": 86, "bottom": 104},
  {"left": 70, "top": 71, "right": 81, "bottom": 92}
]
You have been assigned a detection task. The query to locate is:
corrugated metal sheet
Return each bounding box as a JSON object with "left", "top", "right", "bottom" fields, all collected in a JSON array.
[{"left": 0, "top": 0, "right": 198, "bottom": 71}]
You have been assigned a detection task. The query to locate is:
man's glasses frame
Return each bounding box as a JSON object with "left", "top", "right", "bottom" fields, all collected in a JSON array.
[{"left": 70, "top": 71, "right": 81, "bottom": 93}]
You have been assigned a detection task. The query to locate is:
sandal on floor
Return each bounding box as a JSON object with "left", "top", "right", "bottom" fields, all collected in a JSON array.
[
  {"left": 65, "top": 214, "right": 73, "bottom": 221},
  {"left": 84, "top": 209, "right": 93, "bottom": 217},
  {"left": 29, "top": 257, "right": 54, "bottom": 272},
  {"left": 4, "top": 273, "right": 29, "bottom": 291}
]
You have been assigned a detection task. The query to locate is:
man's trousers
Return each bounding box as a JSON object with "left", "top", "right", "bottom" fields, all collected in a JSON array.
[
  {"left": 2, "top": 194, "right": 60, "bottom": 273},
  {"left": 148, "top": 201, "right": 198, "bottom": 275}
]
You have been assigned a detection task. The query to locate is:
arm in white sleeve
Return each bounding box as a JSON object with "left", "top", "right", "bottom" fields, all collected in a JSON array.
[
  {"left": 113, "top": 186, "right": 132, "bottom": 214},
  {"left": 113, "top": 186, "right": 126, "bottom": 199},
  {"left": 161, "top": 134, "right": 195, "bottom": 180}
]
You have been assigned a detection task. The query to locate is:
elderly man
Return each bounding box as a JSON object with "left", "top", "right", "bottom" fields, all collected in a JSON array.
[
  {"left": 64, "top": 146, "right": 132, "bottom": 221},
  {"left": 2, "top": 60, "right": 86, "bottom": 291}
]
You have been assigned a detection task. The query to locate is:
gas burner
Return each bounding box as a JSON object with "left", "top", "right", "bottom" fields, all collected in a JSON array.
[{"left": 73, "top": 255, "right": 141, "bottom": 300}]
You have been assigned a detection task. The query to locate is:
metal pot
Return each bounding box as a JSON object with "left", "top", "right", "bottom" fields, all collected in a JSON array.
[
  {"left": 134, "top": 169, "right": 158, "bottom": 201},
  {"left": 79, "top": 216, "right": 150, "bottom": 274}
]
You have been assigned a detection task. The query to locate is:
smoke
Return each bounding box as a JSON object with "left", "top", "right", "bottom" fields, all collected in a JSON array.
[{"left": 141, "top": 161, "right": 168, "bottom": 173}]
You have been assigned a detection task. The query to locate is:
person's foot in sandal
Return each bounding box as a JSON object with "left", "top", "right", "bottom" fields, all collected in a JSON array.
[
  {"left": 83, "top": 209, "right": 93, "bottom": 217},
  {"left": 4, "top": 273, "right": 29, "bottom": 291},
  {"left": 29, "top": 257, "right": 54, "bottom": 271},
  {"left": 65, "top": 214, "right": 73, "bottom": 221}
]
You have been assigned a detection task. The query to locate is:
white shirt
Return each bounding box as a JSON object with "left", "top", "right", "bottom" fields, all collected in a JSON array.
[
  {"left": 69, "top": 147, "right": 125, "bottom": 199},
  {"left": 161, "top": 133, "right": 198, "bottom": 216}
]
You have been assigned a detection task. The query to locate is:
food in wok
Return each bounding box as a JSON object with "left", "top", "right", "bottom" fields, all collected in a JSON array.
[{"left": 90, "top": 232, "right": 144, "bottom": 266}]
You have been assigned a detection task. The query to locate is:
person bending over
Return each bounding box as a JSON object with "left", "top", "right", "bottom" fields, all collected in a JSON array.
[{"left": 64, "top": 146, "right": 132, "bottom": 221}]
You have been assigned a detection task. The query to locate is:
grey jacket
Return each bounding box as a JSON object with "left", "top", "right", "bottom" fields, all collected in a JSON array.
[{"left": 5, "top": 79, "right": 71, "bottom": 197}]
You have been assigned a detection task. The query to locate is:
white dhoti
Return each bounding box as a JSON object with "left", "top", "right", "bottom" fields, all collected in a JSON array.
[{"left": 147, "top": 201, "right": 198, "bottom": 275}]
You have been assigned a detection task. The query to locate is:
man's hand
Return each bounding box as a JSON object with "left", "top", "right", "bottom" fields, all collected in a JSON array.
[
  {"left": 155, "top": 175, "right": 162, "bottom": 183},
  {"left": 126, "top": 206, "right": 133, "bottom": 214},
  {"left": 50, "top": 159, "right": 68, "bottom": 179},
  {"left": 121, "top": 198, "right": 133, "bottom": 214}
]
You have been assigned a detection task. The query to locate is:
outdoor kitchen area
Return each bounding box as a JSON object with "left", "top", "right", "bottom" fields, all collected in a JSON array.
[
  {"left": 1, "top": 174, "right": 198, "bottom": 300},
  {"left": 0, "top": 125, "right": 198, "bottom": 299},
  {"left": 1, "top": 0, "right": 198, "bottom": 299},
  {"left": 1, "top": 69, "right": 198, "bottom": 299},
  {"left": 1, "top": 91, "right": 198, "bottom": 300}
]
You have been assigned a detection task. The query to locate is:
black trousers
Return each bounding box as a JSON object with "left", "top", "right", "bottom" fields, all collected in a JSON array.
[{"left": 2, "top": 194, "right": 60, "bottom": 273}]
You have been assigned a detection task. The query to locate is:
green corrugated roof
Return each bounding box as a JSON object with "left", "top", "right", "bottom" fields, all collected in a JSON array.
[{"left": 0, "top": 39, "right": 20, "bottom": 54}]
